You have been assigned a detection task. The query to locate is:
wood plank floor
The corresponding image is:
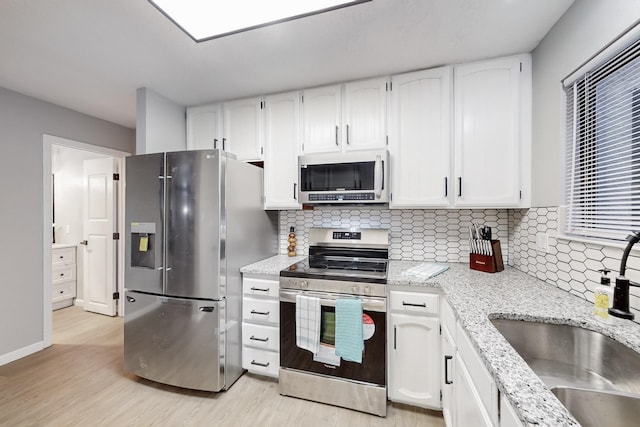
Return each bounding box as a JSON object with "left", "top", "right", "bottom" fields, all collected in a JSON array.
[{"left": 0, "top": 306, "right": 444, "bottom": 426}]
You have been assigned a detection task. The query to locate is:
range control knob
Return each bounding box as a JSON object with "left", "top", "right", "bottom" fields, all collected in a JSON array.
[
  {"left": 364, "top": 285, "right": 371, "bottom": 295},
  {"left": 352, "top": 285, "right": 359, "bottom": 294},
  {"left": 300, "top": 280, "right": 308, "bottom": 288}
]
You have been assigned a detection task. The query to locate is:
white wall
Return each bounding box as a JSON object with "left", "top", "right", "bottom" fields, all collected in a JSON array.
[
  {"left": 0, "top": 86, "right": 134, "bottom": 363},
  {"left": 531, "top": 0, "right": 640, "bottom": 207},
  {"left": 136, "top": 87, "right": 186, "bottom": 154}
]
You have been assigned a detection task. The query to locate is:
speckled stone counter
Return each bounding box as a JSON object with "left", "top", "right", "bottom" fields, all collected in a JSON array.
[
  {"left": 240, "top": 255, "right": 305, "bottom": 276},
  {"left": 388, "top": 260, "right": 640, "bottom": 427}
]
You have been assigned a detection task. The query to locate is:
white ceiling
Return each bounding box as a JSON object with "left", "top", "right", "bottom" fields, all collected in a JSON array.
[{"left": 0, "top": 0, "right": 574, "bottom": 129}]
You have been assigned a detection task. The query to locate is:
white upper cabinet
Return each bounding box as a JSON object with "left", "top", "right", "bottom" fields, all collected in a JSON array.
[
  {"left": 186, "top": 103, "right": 223, "bottom": 150},
  {"left": 223, "top": 96, "right": 264, "bottom": 161},
  {"left": 263, "top": 91, "right": 301, "bottom": 210},
  {"left": 389, "top": 67, "right": 453, "bottom": 208},
  {"left": 301, "top": 84, "right": 342, "bottom": 154},
  {"left": 453, "top": 55, "right": 531, "bottom": 207},
  {"left": 342, "top": 77, "right": 388, "bottom": 151}
]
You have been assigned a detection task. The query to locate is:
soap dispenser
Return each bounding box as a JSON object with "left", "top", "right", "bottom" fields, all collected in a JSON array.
[{"left": 594, "top": 268, "right": 614, "bottom": 322}]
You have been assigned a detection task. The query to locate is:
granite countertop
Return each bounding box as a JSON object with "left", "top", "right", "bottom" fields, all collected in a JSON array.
[
  {"left": 240, "top": 255, "right": 306, "bottom": 276},
  {"left": 388, "top": 260, "right": 640, "bottom": 427}
]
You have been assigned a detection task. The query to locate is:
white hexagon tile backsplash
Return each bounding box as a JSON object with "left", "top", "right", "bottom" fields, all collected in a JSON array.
[
  {"left": 278, "top": 206, "right": 640, "bottom": 319},
  {"left": 509, "top": 207, "right": 640, "bottom": 320}
]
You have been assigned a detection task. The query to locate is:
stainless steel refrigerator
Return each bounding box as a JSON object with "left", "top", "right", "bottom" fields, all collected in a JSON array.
[{"left": 123, "top": 149, "right": 277, "bottom": 392}]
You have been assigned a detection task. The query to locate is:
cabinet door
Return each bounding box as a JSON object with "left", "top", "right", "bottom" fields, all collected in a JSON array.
[
  {"left": 388, "top": 313, "right": 441, "bottom": 409},
  {"left": 263, "top": 91, "right": 301, "bottom": 209},
  {"left": 301, "top": 85, "right": 341, "bottom": 154},
  {"left": 186, "top": 104, "right": 222, "bottom": 150},
  {"left": 389, "top": 67, "right": 452, "bottom": 208},
  {"left": 454, "top": 56, "right": 526, "bottom": 207},
  {"left": 454, "top": 353, "right": 494, "bottom": 427},
  {"left": 343, "top": 77, "right": 388, "bottom": 151},
  {"left": 223, "top": 97, "right": 263, "bottom": 161},
  {"left": 441, "top": 324, "right": 456, "bottom": 427}
]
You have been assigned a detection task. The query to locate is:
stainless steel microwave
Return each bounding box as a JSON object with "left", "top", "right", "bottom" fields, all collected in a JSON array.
[{"left": 298, "top": 149, "right": 389, "bottom": 205}]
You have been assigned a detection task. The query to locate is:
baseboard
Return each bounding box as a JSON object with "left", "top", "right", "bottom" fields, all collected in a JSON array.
[
  {"left": 0, "top": 341, "right": 44, "bottom": 366},
  {"left": 73, "top": 298, "right": 84, "bottom": 307}
]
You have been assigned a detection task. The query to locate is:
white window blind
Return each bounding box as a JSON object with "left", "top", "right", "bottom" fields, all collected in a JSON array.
[{"left": 565, "top": 38, "right": 640, "bottom": 241}]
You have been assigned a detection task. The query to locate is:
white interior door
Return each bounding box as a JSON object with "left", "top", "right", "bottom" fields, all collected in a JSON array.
[{"left": 83, "top": 158, "right": 117, "bottom": 316}]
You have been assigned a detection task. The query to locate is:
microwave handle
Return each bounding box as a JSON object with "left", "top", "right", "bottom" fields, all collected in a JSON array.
[{"left": 374, "top": 154, "right": 383, "bottom": 199}]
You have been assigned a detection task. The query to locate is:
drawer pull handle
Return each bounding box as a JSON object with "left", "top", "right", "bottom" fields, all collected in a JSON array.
[
  {"left": 250, "top": 360, "right": 270, "bottom": 368},
  {"left": 444, "top": 355, "right": 453, "bottom": 384},
  {"left": 250, "top": 336, "right": 269, "bottom": 342},
  {"left": 250, "top": 310, "right": 270, "bottom": 316},
  {"left": 250, "top": 287, "right": 270, "bottom": 292},
  {"left": 402, "top": 301, "right": 426, "bottom": 308}
]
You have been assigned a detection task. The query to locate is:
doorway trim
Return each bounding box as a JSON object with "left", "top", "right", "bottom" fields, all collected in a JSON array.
[{"left": 43, "top": 134, "right": 130, "bottom": 348}]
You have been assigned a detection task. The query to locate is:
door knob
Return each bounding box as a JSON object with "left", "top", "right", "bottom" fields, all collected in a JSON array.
[{"left": 80, "top": 240, "right": 88, "bottom": 245}]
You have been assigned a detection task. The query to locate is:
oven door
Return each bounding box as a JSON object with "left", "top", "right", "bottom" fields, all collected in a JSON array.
[{"left": 279, "top": 288, "right": 386, "bottom": 386}]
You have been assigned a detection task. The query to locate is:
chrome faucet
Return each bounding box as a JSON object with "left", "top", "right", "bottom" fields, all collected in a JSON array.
[{"left": 609, "top": 231, "right": 640, "bottom": 320}]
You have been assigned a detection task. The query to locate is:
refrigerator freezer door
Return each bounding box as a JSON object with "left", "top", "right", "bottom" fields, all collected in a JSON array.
[
  {"left": 165, "top": 150, "right": 222, "bottom": 299},
  {"left": 125, "top": 153, "right": 165, "bottom": 295},
  {"left": 124, "top": 291, "right": 225, "bottom": 392}
]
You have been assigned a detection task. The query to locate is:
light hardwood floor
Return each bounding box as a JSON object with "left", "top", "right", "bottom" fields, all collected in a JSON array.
[{"left": 0, "top": 306, "right": 444, "bottom": 426}]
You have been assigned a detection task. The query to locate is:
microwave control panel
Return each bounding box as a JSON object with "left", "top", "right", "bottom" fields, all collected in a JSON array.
[{"left": 308, "top": 193, "right": 375, "bottom": 202}]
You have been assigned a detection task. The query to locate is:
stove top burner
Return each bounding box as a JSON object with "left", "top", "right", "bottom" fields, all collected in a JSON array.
[{"left": 281, "top": 255, "right": 388, "bottom": 284}]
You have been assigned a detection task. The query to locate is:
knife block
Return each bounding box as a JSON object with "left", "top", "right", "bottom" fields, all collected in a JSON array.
[{"left": 470, "top": 240, "right": 504, "bottom": 273}]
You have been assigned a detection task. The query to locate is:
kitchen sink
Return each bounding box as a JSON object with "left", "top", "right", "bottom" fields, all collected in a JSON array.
[
  {"left": 551, "top": 386, "right": 640, "bottom": 427},
  {"left": 490, "top": 319, "right": 640, "bottom": 424}
]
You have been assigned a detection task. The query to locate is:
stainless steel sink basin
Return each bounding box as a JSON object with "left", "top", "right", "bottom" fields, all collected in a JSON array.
[
  {"left": 490, "top": 319, "right": 640, "bottom": 393},
  {"left": 491, "top": 319, "right": 640, "bottom": 425},
  {"left": 552, "top": 386, "right": 640, "bottom": 427}
]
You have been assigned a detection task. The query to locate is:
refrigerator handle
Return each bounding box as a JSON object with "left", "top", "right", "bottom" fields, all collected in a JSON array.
[{"left": 199, "top": 306, "right": 215, "bottom": 312}]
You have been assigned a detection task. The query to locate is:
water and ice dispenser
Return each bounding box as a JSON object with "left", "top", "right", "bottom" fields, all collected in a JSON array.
[{"left": 130, "top": 222, "right": 156, "bottom": 269}]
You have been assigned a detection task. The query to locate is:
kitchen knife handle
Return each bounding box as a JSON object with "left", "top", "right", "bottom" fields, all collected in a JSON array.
[{"left": 458, "top": 177, "right": 462, "bottom": 197}]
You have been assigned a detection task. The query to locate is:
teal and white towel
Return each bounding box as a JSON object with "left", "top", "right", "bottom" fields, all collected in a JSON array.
[
  {"left": 296, "top": 294, "right": 321, "bottom": 354},
  {"left": 402, "top": 262, "right": 449, "bottom": 279},
  {"left": 335, "top": 298, "right": 364, "bottom": 363}
]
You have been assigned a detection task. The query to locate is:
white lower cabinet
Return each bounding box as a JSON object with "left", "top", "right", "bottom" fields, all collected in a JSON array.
[
  {"left": 388, "top": 290, "right": 441, "bottom": 409},
  {"left": 440, "top": 298, "right": 503, "bottom": 427},
  {"left": 241, "top": 274, "right": 280, "bottom": 378},
  {"left": 500, "top": 394, "right": 524, "bottom": 427},
  {"left": 454, "top": 352, "right": 494, "bottom": 427},
  {"left": 52, "top": 245, "right": 77, "bottom": 310}
]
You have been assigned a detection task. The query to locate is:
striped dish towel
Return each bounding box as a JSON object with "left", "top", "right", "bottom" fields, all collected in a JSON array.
[{"left": 296, "top": 294, "right": 321, "bottom": 354}]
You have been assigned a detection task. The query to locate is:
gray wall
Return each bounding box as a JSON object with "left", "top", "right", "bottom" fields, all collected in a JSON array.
[
  {"left": 136, "top": 87, "right": 186, "bottom": 154},
  {"left": 0, "top": 86, "right": 134, "bottom": 359},
  {"left": 531, "top": 0, "right": 640, "bottom": 207}
]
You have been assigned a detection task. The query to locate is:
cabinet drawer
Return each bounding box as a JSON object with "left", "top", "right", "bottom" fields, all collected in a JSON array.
[
  {"left": 389, "top": 291, "right": 439, "bottom": 316},
  {"left": 242, "top": 347, "right": 279, "bottom": 378},
  {"left": 52, "top": 281, "right": 76, "bottom": 302},
  {"left": 242, "top": 322, "right": 279, "bottom": 351},
  {"left": 243, "top": 277, "right": 279, "bottom": 298},
  {"left": 52, "top": 264, "right": 76, "bottom": 284},
  {"left": 243, "top": 298, "right": 279, "bottom": 325},
  {"left": 52, "top": 247, "right": 76, "bottom": 265}
]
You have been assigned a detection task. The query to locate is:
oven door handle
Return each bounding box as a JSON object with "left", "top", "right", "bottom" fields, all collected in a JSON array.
[{"left": 279, "top": 289, "right": 386, "bottom": 312}]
